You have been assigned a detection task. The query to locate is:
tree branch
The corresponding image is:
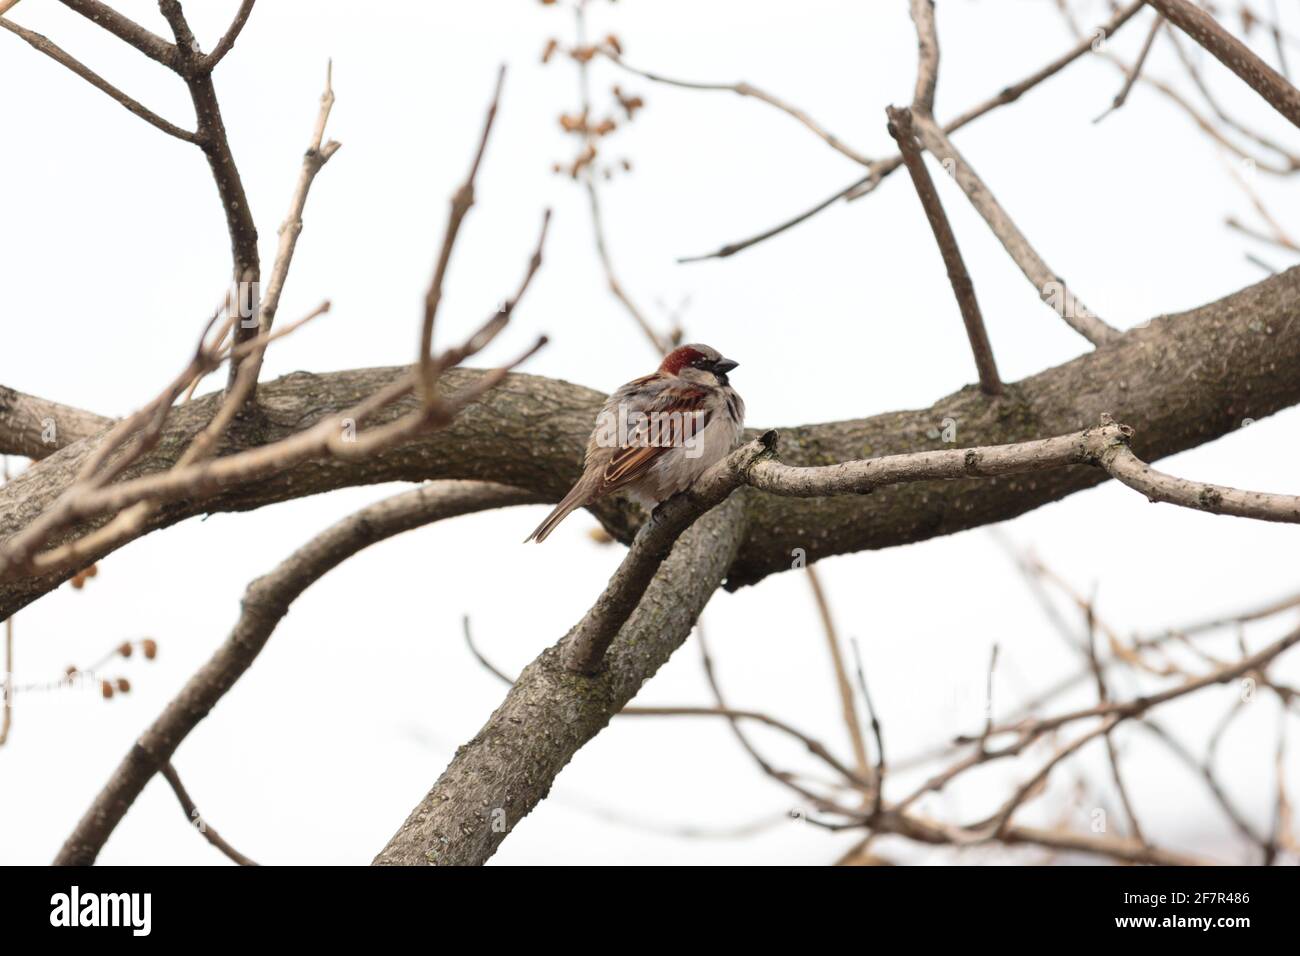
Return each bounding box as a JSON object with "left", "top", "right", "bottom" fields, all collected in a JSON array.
[
  {"left": 563, "top": 434, "right": 774, "bottom": 673},
  {"left": 54, "top": 481, "right": 540, "bottom": 865},
  {"left": 0, "top": 387, "right": 115, "bottom": 460},
  {"left": 908, "top": 112, "right": 1122, "bottom": 346},
  {"left": 910, "top": 0, "right": 939, "bottom": 115},
  {"left": 3, "top": 264, "right": 1300, "bottom": 618},
  {"left": 886, "top": 105, "right": 1002, "bottom": 394},
  {"left": 55, "top": 0, "right": 176, "bottom": 67},
  {"left": 419, "top": 66, "right": 505, "bottom": 397},
  {"left": 1146, "top": 0, "right": 1300, "bottom": 128},
  {"left": 597, "top": 48, "right": 873, "bottom": 167},
  {"left": 156, "top": 0, "right": 261, "bottom": 386},
  {"left": 238, "top": 60, "right": 340, "bottom": 387},
  {"left": 202, "top": 0, "right": 255, "bottom": 70},
  {"left": 0, "top": 17, "right": 195, "bottom": 141},
  {"left": 373, "top": 494, "right": 749, "bottom": 865},
  {"left": 160, "top": 761, "right": 258, "bottom": 866},
  {"left": 681, "top": 1, "right": 1147, "bottom": 261}
]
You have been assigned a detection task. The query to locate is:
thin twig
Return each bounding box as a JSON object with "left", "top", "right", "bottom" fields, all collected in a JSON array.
[
  {"left": 420, "top": 66, "right": 505, "bottom": 396},
  {"left": 806, "top": 565, "right": 871, "bottom": 786},
  {"left": 1084, "top": 596, "right": 1147, "bottom": 845},
  {"left": 160, "top": 762, "right": 258, "bottom": 866},
  {"left": 598, "top": 49, "right": 873, "bottom": 167},
  {"left": 203, "top": 0, "right": 255, "bottom": 69},
  {"left": 1094, "top": 12, "right": 1164, "bottom": 121},
  {"left": 848, "top": 638, "right": 886, "bottom": 818}
]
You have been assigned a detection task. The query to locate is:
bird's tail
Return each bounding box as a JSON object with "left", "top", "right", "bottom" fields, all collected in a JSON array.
[{"left": 525, "top": 478, "right": 596, "bottom": 543}]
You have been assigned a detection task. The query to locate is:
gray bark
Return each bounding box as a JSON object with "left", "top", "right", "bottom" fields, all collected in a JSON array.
[
  {"left": 372, "top": 495, "right": 749, "bottom": 865},
  {"left": 3, "top": 266, "right": 1298, "bottom": 620}
]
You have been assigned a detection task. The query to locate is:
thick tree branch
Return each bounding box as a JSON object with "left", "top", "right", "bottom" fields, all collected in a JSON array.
[
  {"left": 3, "top": 265, "right": 1300, "bottom": 619},
  {"left": 393, "top": 414, "right": 1295, "bottom": 860},
  {"left": 0, "top": 387, "right": 115, "bottom": 460},
  {"left": 373, "top": 494, "right": 749, "bottom": 866}
]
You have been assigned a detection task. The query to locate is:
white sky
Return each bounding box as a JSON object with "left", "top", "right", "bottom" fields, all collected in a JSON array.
[{"left": 1, "top": 0, "right": 1297, "bottom": 865}]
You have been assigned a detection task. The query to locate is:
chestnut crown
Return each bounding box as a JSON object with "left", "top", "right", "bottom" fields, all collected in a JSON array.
[{"left": 658, "top": 344, "right": 739, "bottom": 382}]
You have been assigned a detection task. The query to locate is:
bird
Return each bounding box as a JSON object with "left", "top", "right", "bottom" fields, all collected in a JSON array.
[{"left": 526, "top": 343, "right": 745, "bottom": 543}]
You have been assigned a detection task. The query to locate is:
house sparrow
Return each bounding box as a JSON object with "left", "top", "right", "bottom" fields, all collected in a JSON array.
[{"left": 526, "top": 343, "right": 745, "bottom": 542}]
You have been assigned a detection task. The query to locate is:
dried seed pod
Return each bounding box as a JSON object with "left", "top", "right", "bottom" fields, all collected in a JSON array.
[{"left": 70, "top": 563, "right": 98, "bottom": 589}]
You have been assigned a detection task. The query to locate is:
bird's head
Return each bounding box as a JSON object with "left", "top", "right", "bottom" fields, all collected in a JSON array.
[{"left": 659, "top": 343, "right": 740, "bottom": 387}]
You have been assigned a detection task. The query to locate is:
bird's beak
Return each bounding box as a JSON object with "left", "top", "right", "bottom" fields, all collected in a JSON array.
[{"left": 713, "top": 358, "right": 739, "bottom": 375}]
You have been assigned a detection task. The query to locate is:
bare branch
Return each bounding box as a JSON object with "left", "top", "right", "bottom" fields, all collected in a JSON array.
[
  {"left": 886, "top": 105, "right": 1002, "bottom": 394},
  {"left": 0, "top": 386, "right": 115, "bottom": 460},
  {"left": 55, "top": 0, "right": 176, "bottom": 66},
  {"left": 1084, "top": 600, "right": 1147, "bottom": 845},
  {"left": 937, "top": 2, "right": 1146, "bottom": 142},
  {"left": 908, "top": 112, "right": 1122, "bottom": 345},
  {"left": 563, "top": 434, "right": 775, "bottom": 673},
  {"left": 969, "top": 623, "right": 1300, "bottom": 741},
  {"left": 1146, "top": 0, "right": 1300, "bottom": 128},
  {"left": 1095, "top": 11, "right": 1164, "bottom": 121},
  {"left": 238, "top": 60, "right": 341, "bottom": 387},
  {"left": 55, "top": 481, "right": 541, "bottom": 865},
  {"left": 598, "top": 48, "right": 873, "bottom": 167},
  {"left": 910, "top": 0, "right": 939, "bottom": 115},
  {"left": 849, "top": 637, "right": 886, "bottom": 818},
  {"left": 0, "top": 18, "right": 196, "bottom": 141},
  {"left": 203, "top": 0, "right": 256, "bottom": 70},
  {"left": 420, "top": 66, "right": 505, "bottom": 396},
  {"left": 677, "top": 175, "right": 872, "bottom": 263},
  {"left": 1101, "top": 429, "right": 1300, "bottom": 522},
  {"left": 570, "top": 10, "right": 673, "bottom": 355},
  {"left": 160, "top": 762, "right": 258, "bottom": 866},
  {"left": 806, "top": 565, "right": 871, "bottom": 787},
  {"left": 374, "top": 494, "right": 750, "bottom": 866},
  {"left": 682, "top": 1, "right": 1147, "bottom": 261}
]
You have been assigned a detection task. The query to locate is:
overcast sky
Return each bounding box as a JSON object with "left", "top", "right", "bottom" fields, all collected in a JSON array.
[{"left": 1, "top": 0, "right": 1297, "bottom": 865}]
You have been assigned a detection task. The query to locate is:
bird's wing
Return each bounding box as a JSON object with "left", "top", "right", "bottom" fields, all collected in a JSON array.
[{"left": 597, "top": 385, "right": 713, "bottom": 496}]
